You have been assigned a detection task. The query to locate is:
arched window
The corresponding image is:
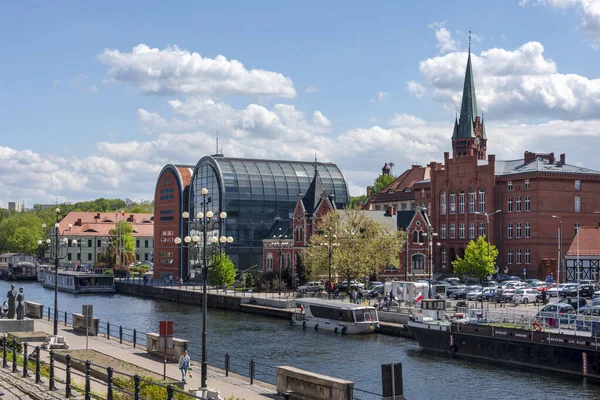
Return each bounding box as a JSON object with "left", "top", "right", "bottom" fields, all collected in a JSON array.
[
  {"left": 478, "top": 188, "right": 486, "bottom": 213},
  {"left": 412, "top": 254, "right": 425, "bottom": 270},
  {"left": 412, "top": 230, "right": 419, "bottom": 243},
  {"left": 468, "top": 188, "right": 475, "bottom": 213},
  {"left": 298, "top": 227, "right": 303, "bottom": 242},
  {"left": 266, "top": 253, "right": 273, "bottom": 272},
  {"left": 458, "top": 190, "right": 465, "bottom": 214},
  {"left": 449, "top": 190, "right": 456, "bottom": 214},
  {"left": 286, "top": 254, "right": 291, "bottom": 269},
  {"left": 440, "top": 192, "right": 446, "bottom": 215},
  {"left": 418, "top": 230, "right": 425, "bottom": 243}
]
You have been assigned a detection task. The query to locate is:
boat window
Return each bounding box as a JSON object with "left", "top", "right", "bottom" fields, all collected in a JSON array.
[
  {"left": 369, "top": 309, "right": 378, "bottom": 321},
  {"left": 355, "top": 309, "right": 365, "bottom": 322}
]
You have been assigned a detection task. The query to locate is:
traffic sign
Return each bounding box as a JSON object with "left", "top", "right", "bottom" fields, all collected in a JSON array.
[{"left": 546, "top": 276, "right": 553, "bottom": 283}]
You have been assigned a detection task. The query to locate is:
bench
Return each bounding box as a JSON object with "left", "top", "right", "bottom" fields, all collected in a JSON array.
[{"left": 41, "top": 335, "right": 69, "bottom": 350}]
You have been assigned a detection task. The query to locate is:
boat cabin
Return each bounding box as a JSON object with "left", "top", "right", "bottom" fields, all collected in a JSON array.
[{"left": 417, "top": 299, "right": 447, "bottom": 322}]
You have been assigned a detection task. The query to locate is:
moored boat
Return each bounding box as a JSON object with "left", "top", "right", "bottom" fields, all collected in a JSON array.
[
  {"left": 292, "top": 298, "right": 379, "bottom": 334},
  {"left": 3, "top": 261, "right": 38, "bottom": 281},
  {"left": 42, "top": 269, "right": 116, "bottom": 293}
]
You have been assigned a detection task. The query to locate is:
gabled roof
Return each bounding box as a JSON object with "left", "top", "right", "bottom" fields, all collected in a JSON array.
[
  {"left": 396, "top": 210, "right": 415, "bottom": 231},
  {"left": 370, "top": 165, "right": 430, "bottom": 204},
  {"left": 264, "top": 219, "right": 292, "bottom": 240},
  {"left": 566, "top": 227, "right": 600, "bottom": 256},
  {"left": 302, "top": 167, "right": 327, "bottom": 215},
  {"left": 58, "top": 212, "right": 154, "bottom": 237},
  {"left": 495, "top": 159, "right": 600, "bottom": 176}
]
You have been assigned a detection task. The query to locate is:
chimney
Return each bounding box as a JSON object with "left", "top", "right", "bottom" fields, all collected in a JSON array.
[
  {"left": 560, "top": 153, "right": 566, "bottom": 165},
  {"left": 95, "top": 213, "right": 100, "bottom": 219},
  {"left": 444, "top": 152, "right": 449, "bottom": 163},
  {"left": 548, "top": 152, "right": 555, "bottom": 164},
  {"left": 391, "top": 206, "right": 396, "bottom": 216},
  {"left": 524, "top": 151, "right": 535, "bottom": 164},
  {"left": 76, "top": 218, "right": 82, "bottom": 226},
  {"left": 129, "top": 214, "right": 134, "bottom": 222}
]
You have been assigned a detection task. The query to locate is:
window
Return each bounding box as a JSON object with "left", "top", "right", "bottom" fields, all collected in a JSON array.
[
  {"left": 516, "top": 249, "right": 522, "bottom": 264},
  {"left": 575, "top": 180, "right": 581, "bottom": 191},
  {"left": 516, "top": 223, "right": 522, "bottom": 238},
  {"left": 412, "top": 254, "right": 425, "bottom": 270},
  {"left": 525, "top": 249, "right": 531, "bottom": 264},
  {"left": 68, "top": 253, "right": 72, "bottom": 261},
  {"left": 441, "top": 249, "right": 447, "bottom": 267},
  {"left": 440, "top": 192, "right": 447, "bottom": 215},
  {"left": 136, "top": 240, "right": 140, "bottom": 248},
  {"left": 478, "top": 188, "right": 485, "bottom": 213},
  {"left": 440, "top": 224, "right": 446, "bottom": 239},
  {"left": 458, "top": 190, "right": 465, "bottom": 214},
  {"left": 508, "top": 250, "right": 513, "bottom": 264},
  {"left": 479, "top": 223, "right": 485, "bottom": 238},
  {"left": 575, "top": 223, "right": 581, "bottom": 235},
  {"left": 507, "top": 223, "right": 513, "bottom": 239},
  {"left": 524, "top": 179, "right": 530, "bottom": 189},
  {"left": 450, "top": 224, "right": 456, "bottom": 239},
  {"left": 469, "top": 223, "right": 475, "bottom": 239},
  {"left": 507, "top": 198, "right": 513, "bottom": 212},
  {"left": 87, "top": 239, "right": 92, "bottom": 248},
  {"left": 286, "top": 254, "right": 292, "bottom": 269},
  {"left": 145, "top": 240, "right": 149, "bottom": 248},
  {"left": 525, "top": 196, "right": 530, "bottom": 212},
  {"left": 145, "top": 253, "right": 149, "bottom": 261},
  {"left": 136, "top": 253, "right": 140, "bottom": 260},
  {"left": 412, "top": 230, "right": 419, "bottom": 243},
  {"left": 449, "top": 191, "right": 456, "bottom": 215},
  {"left": 87, "top": 253, "right": 92, "bottom": 261},
  {"left": 468, "top": 188, "right": 475, "bottom": 213},
  {"left": 525, "top": 222, "right": 530, "bottom": 238},
  {"left": 418, "top": 230, "right": 425, "bottom": 243},
  {"left": 266, "top": 253, "right": 273, "bottom": 272},
  {"left": 459, "top": 223, "right": 465, "bottom": 239},
  {"left": 97, "top": 240, "right": 101, "bottom": 247},
  {"left": 575, "top": 196, "right": 581, "bottom": 213},
  {"left": 507, "top": 181, "right": 513, "bottom": 191},
  {"left": 516, "top": 197, "right": 522, "bottom": 212}
]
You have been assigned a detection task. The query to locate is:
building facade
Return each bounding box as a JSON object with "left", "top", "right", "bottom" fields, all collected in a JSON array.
[
  {"left": 565, "top": 227, "right": 600, "bottom": 282},
  {"left": 8, "top": 202, "right": 24, "bottom": 212},
  {"left": 365, "top": 164, "right": 431, "bottom": 213}
]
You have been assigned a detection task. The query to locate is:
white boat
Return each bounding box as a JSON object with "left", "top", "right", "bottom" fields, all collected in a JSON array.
[
  {"left": 292, "top": 298, "right": 379, "bottom": 334},
  {"left": 42, "top": 270, "right": 116, "bottom": 293}
]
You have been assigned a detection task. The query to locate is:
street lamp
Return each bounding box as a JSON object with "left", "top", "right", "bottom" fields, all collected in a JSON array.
[
  {"left": 187, "top": 188, "right": 228, "bottom": 389},
  {"left": 47, "top": 208, "right": 69, "bottom": 336},
  {"left": 272, "top": 231, "right": 290, "bottom": 291},
  {"left": 320, "top": 227, "right": 339, "bottom": 299},
  {"left": 421, "top": 231, "right": 439, "bottom": 298},
  {"left": 474, "top": 210, "right": 502, "bottom": 303},
  {"left": 551, "top": 215, "right": 562, "bottom": 284},
  {"left": 72, "top": 238, "right": 84, "bottom": 269}
]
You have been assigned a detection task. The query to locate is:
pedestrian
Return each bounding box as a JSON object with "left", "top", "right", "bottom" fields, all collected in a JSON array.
[
  {"left": 0, "top": 300, "right": 7, "bottom": 318},
  {"left": 178, "top": 349, "right": 190, "bottom": 384},
  {"left": 169, "top": 273, "right": 173, "bottom": 286},
  {"left": 179, "top": 277, "right": 183, "bottom": 288},
  {"left": 223, "top": 284, "right": 228, "bottom": 294}
]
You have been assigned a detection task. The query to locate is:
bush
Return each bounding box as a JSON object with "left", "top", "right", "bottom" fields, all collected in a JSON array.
[{"left": 113, "top": 375, "right": 188, "bottom": 400}]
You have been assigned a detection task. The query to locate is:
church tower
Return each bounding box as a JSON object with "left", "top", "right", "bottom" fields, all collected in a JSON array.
[{"left": 452, "top": 36, "right": 487, "bottom": 160}]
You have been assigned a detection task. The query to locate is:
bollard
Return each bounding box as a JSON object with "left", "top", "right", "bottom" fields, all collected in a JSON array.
[
  {"left": 35, "top": 346, "right": 41, "bottom": 384},
  {"left": 167, "top": 384, "right": 175, "bottom": 400},
  {"left": 66, "top": 354, "right": 72, "bottom": 398},
  {"left": 85, "top": 360, "right": 91, "bottom": 400},
  {"left": 225, "top": 353, "right": 230, "bottom": 376},
  {"left": 107, "top": 322, "right": 111, "bottom": 340},
  {"left": 119, "top": 325, "right": 123, "bottom": 344},
  {"left": 133, "top": 329, "right": 137, "bottom": 348},
  {"left": 22, "top": 342, "right": 28, "bottom": 377},
  {"left": 2, "top": 336, "right": 6, "bottom": 368},
  {"left": 12, "top": 339, "right": 17, "bottom": 373},
  {"left": 49, "top": 350, "right": 55, "bottom": 390},
  {"left": 65, "top": 311, "right": 68, "bottom": 326},
  {"left": 249, "top": 359, "right": 255, "bottom": 385},
  {"left": 134, "top": 374, "right": 141, "bottom": 400},
  {"left": 107, "top": 367, "right": 114, "bottom": 400},
  {"left": 48, "top": 307, "right": 50, "bottom": 321}
]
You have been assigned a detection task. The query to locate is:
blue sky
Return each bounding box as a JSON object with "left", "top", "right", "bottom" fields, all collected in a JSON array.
[{"left": 2, "top": 0, "right": 600, "bottom": 206}]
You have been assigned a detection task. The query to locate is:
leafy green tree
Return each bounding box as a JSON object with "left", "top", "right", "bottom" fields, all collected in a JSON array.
[
  {"left": 208, "top": 252, "right": 236, "bottom": 287},
  {"left": 109, "top": 220, "right": 136, "bottom": 267},
  {"left": 368, "top": 174, "right": 396, "bottom": 195},
  {"left": 295, "top": 253, "right": 308, "bottom": 285},
  {"left": 452, "top": 235, "right": 498, "bottom": 281},
  {"left": 0, "top": 214, "right": 45, "bottom": 254},
  {"left": 303, "top": 208, "right": 404, "bottom": 286},
  {"left": 349, "top": 195, "right": 367, "bottom": 209}
]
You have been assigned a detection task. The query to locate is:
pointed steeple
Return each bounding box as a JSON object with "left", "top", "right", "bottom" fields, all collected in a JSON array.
[
  {"left": 302, "top": 165, "right": 326, "bottom": 216},
  {"left": 451, "top": 114, "right": 459, "bottom": 139},
  {"left": 456, "top": 50, "right": 479, "bottom": 139}
]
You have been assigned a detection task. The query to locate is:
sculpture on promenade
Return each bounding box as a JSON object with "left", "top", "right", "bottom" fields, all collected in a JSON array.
[
  {"left": 16, "top": 287, "right": 25, "bottom": 320},
  {"left": 6, "top": 284, "right": 15, "bottom": 319}
]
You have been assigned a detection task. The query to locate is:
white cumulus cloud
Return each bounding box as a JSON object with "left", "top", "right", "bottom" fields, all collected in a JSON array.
[
  {"left": 406, "top": 80, "right": 426, "bottom": 97},
  {"left": 428, "top": 21, "right": 459, "bottom": 53}
]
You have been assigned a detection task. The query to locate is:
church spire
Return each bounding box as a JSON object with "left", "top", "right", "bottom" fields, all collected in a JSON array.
[{"left": 456, "top": 45, "right": 479, "bottom": 139}]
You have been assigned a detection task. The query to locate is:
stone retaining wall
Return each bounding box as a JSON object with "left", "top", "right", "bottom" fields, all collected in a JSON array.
[
  {"left": 276, "top": 366, "right": 354, "bottom": 400},
  {"left": 24, "top": 301, "right": 43, "bottom": 319}
]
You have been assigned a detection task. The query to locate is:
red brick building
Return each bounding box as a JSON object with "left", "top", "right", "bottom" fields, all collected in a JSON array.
[
  {"left": 385, "top": 50, "right": 600, "bottom": 281},
  {"left": 365, "top": 164, "right": 431, "bottom": 213},
  {"left": 153, "top": 164, "right": 193, "bottom": 279}
]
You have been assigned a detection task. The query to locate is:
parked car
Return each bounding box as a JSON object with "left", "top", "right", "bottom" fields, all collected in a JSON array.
[
  {"left": 337, "top": 280, "right": 365, "bottom": 291},
  {"left": 546, "top": 283, "right": 568, "bottom": 297},
  {"left": 557, "top": 297, "right": 587, "bottom": 311},
  {"left": 466, "top": 289, "right": 483, "bottom": 301},
  {"left": 443, "top": 277, "right": 461, "bottom": 286},
  {"left": 575, "top": 305, "right": 600, "bottom": 331},
  {"left": 452, "top": 285, "right": 480, "bottom": 300},
  {"left": 478, "top": 288, "right": 496, "bottom": 301},
  {"left": 535, "top": 303, "right": 576, "bottom": 324},
  {"left": 364, "top": 286, "right": 384, "bottom": 299},
  {"left": 298, "top": 281, "right": 324, "bottom": 293},
  {"left": 513, "top": 289, "right": 540, "bottom": 304},
  {"left": 500, "top": 289, "right": 517, "bottom": 303},
  {"left": 559, "top": 284, "right": 579, "bottom": 298},
  {"left": 446, "top": 284, "right": 466, "bottom": 296},
  {"left": 560, "top": 284, "right": 595, "bottom": 298}
]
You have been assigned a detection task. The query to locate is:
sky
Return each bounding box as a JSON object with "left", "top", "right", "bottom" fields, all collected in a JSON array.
[{"left": 3, "top": 0, "right": 600, "bottom": 206}]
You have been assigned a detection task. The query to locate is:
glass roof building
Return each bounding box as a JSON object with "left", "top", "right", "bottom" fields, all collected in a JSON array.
[{"left": 188, "top": 155, "right": 349, "bottom": 269}]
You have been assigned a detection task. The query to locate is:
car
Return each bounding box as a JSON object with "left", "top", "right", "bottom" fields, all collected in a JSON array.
[
  {"left": 526, "top": 279, "right": 544, "bottom": 286},
  {"left": 505, "top": 281, "right": 528, "bottom": 290},
  {"left": 443, "top": 277, "right": 461, "bottom": 286},
  {"left": 557, "top": 297, "right": 587, "bottom": 311},
  {"left": 366, "top": 281, "right": 384, "bottom": 290},
  {"left": 452, "top": 285, "right": 479, "bottom": 300},
  {"left": 547, "top": 283, "right": 568, "bottom": 297},
  {"left": 575, "top": 305, "right": 600, "bottom": 331},
  {"left": 576, "top": 298, "right": 600, "bottom": 314},
  {"left": 558, "top": 284, "right": 579, "bottom": 298},
  {"left": 535, "top": 303, "right": 576, "bottom": 324},
  {"left": 446, "top": 284, "right": 466, "bottom": 296},
  {"left": 513, "top": 289, "right": 540, "bottom": 304},
  {"left": 297, "top": 281, "right": 324, "bottom": 293},
  {"left": 500, "top": 289, "right": 517, "bottom": 303},
  {"left": 466, "top": 289, "right": 482, "bottom": 301},
  {"left": 337, "top": 280, "right": 365, "bottom": 291},
  {"left": 364, "top": 286, "right": 384, "bottom": 299},
  {"left": 478, "top": 288, "right": 496, "bottom": 301}
]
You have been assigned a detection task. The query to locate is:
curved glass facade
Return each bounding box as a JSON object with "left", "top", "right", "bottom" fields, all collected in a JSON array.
[{"left": 189, "top": 156, "right": 349, "bottom": 269}]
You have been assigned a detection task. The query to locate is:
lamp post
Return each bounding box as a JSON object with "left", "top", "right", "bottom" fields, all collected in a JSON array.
[
  {"left": 72, "top": 238, "right": 84, "bottom": 269},
  {"left": 272, "top": 231, "right": 290, "bottom": 291},
  {"left": 475, "top": 209, "right": 502, "bottom": 304},
  {"left": 421, "top": 231, "right": 439, "bottom": 298},
  {"left": 551, "top": 215, "right": 562, "bottom": 285},
  {"left": 47, "top": 208, "right": 69, "bottom": 336},
  {"left": 320, "top": 227, "right": 339, "bottom": 299},
  {"left": 186, "top": 188, "right": 227, "bottom": 389}
]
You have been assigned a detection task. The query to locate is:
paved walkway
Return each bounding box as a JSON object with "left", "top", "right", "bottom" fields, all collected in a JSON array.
[{"left": 28, "top": 319, "right": 278, "bottom": 399}]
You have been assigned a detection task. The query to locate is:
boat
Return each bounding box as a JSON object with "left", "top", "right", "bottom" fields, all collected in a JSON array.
[
  {"left": 3, "top": 261, "right": 38, "bottom": 281},
  {"left": 407, "top": 299, "right": 600, "bottom": 380},
  {"left": 292, "top": 298, "right": 379, "bottom": 334},
  {"left": 42, "top": 269, "right": 116, "bottom": 293}
]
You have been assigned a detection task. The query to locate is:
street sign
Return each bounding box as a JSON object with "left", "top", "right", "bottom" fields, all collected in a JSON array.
[
  {"left": 83, "top": 304, "right": 93, "bottom": 351},
  {"left": 546, "top": 275, "right": 553, "bottom": 283},
  {"left": 523, "top": 268, "right": 526, "bottom": 274},
  {"left": 159, "top": 321, "right": 173, "bottom": 348},
  {"left": 82, "top": 304, "right": 93, "bottom": 318}
]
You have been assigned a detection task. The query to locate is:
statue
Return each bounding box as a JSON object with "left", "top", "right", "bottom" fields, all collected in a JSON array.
[
  {"left": 16, "top": 287, "right": 24, "bottom": 320},
  {"left": 6, "top": 284, "right": 15, "bottom": 319}
]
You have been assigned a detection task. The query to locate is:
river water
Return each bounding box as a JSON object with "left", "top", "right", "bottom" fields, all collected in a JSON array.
[{"left": 10, "top": 281, "right": 600, "bottom": 400}]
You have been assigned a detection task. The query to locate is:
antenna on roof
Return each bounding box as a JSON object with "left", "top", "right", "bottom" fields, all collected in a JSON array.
[
  {"left": 216, "top": 129, "right": 219, "bottom": 155},
  {"left": 468, "top": 28, "right": 472, "bottom": 53},
  {"left": 314, "top": 151, "right": 319, "bottom": 175}
]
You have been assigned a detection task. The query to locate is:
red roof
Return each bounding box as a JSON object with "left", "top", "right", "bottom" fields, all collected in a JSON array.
[
  {"left": 369, "top": 165, "right": 430, "bottom": 204},
  {"left": 566, "top": 226, "right": 600, "bottom": 256},
  {"left": 58, "top": 212, "right": 154, "bottom": 237}
]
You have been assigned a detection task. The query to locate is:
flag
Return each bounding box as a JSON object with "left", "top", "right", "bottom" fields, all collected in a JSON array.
[
  {"left": 415, "top": 291, "right": 423, "bottom": 303},
  {"left": 121, "top": 210, "right": 125, "bottom": 217}
]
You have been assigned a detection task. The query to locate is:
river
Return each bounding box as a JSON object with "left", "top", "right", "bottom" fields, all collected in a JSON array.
[{"left": 10, "top": 281, "right": 600, "bottom": 400}]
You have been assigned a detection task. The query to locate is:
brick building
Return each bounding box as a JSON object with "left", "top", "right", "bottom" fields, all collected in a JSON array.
[
  {"left": 386, "top": 49, "right": 600, "bottom": 281},
  {"left": 365, "top": 163, "right": 431, "bottom": 213}
]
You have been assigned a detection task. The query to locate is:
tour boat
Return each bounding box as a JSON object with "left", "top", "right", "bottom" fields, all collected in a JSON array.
[
  {"left": 42, "top": 269, "right": 116, "bottom": 293},
  {"left": 3, "top": 261, "right": 38, "bottom": 281},
  {"left": 292, "top": 298, "right": 379, "bottom": 334}
]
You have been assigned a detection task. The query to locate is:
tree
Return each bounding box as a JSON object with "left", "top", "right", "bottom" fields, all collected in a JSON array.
[
  {"left": 0, "top": 214, "right": 45, "bottom": 254},
  {"left": 368, "top": 174, "right": 396, "bottom": 195},
  {"left": 208, "top": 252, "right": 236, "bottom": 287},
  {"left": 349, "top": 195, "right": 367, "bottom": 209},
  {"left": 303, "top": 208, "right": 404, "bottom": 286},
  {"left": 295, "top": 253, "right": 308, "bottom": 285},
  {"left": 108, "top": 220, "right": 136, "bottom": 267},
  {"left": 452, "top": 235, "right": 498, "bottom": 281}
]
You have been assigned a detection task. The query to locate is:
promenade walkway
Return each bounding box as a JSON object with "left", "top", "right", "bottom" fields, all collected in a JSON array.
[{"left": 28, "top": 319, "right": 278, "bottom": 399}]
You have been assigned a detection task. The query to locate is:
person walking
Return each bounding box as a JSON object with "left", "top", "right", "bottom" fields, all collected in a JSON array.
[{"left": 178, "top": 350, "right": 190, "bottom": 384}]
